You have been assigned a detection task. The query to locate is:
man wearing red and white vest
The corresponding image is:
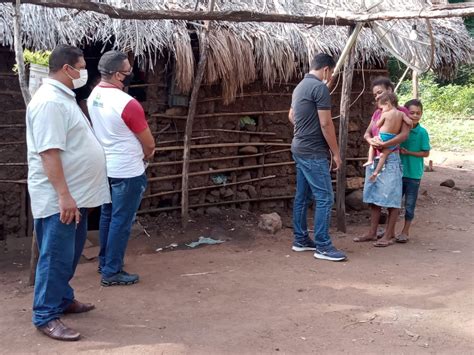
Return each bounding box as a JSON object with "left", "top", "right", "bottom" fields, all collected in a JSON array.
[{"left": 88, "top": 51, "right": 155, "bottom": 286}]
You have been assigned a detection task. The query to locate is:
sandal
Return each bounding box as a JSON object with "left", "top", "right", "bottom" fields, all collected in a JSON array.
[
  {"left": 373, "top": 239, "right": 395, "bottom": 247},
  {"left": 395, "top": 234, "right": 409, "bottom": 243},
  {"left": 353, "top": 235, "right": 377, "bottom": 242}
]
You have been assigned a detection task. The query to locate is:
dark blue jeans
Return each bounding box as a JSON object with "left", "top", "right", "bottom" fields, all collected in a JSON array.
[
  {"left": 32, "top": 208, "right": 88, "bottom": 327},
  {"left": 99, "top": 173, "right": 147, "bottom": 277},
  {"left": 292, "top": 155, "right": 333, "bottom": 248},
  {"left": 402, "top": 177, "right": 420, "bottom": 221}
]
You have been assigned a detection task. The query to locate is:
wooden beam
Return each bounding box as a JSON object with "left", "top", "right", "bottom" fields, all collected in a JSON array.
[
  {"left": 148, "top": 148, "right": 290, "bottom": 167},
  {"left": 149, "top": 161, "right": 296, "bottom": 183},
  {"left": 1, "top": 1, "right": 473, "bottom": 25},
  {"left": 137, "top": 195, "right": 295, "bottom": 215},
  {"left": 156, "top": 142, "right": 290, "bottom": 152},
  {"left": 150, "top": 110, "right": 289, "bottom": 119},
  {"left": 143, "top": 175, "right": 277, "bottom": 200},
  {"left": 336, "top": 26, "right": 358, "bottom": 233}
]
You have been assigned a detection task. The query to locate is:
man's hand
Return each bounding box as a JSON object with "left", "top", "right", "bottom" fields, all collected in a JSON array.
[
  {"left": 144, "top": 148, "right": 156, "bottom": 160},
  {"left": 332, "top": 154, "right": 342, "bottom": 171},
  {"left": 59, "top": 193, "right": 80, "bottom": 225},
  {"left": 400, "top": 147, "right": 409, "bottom": 155}
]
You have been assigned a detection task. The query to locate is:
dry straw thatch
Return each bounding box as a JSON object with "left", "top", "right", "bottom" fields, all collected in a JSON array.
[{"left": 0, "top": 0, "right": 472, "bottom": 103}]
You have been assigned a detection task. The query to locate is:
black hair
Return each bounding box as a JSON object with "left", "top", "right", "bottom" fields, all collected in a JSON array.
[
  {"left": 310, "top": 53, "right": 336, "bottom": 71},
  {"left": 49, "top": 44, "right": 84, "bottom": 73},
  {"left": 404, "top": 99, "right": 423, "bottom": 112},
  {"left": 98, "top": 50, "right": 129, "bottom": 78},
  {"left": 371, "top": 76, "right": 394, "bottom": 91},
  {"left": 377, "top": 92, "right": 398, "bottom": 107}
]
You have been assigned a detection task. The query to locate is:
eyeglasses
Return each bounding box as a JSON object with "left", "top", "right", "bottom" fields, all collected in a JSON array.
[{"left": 119, "top": 69, "right": 133, "bottom": 76}]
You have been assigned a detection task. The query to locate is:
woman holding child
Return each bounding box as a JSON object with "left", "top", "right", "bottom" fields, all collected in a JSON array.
[{"left": 353, "top": 77, "right": 411, "bottom": 247}]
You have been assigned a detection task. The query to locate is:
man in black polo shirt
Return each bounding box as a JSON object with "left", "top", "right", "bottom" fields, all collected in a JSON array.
[{"left": 289, "top": 53, "right": 346, "bottom": 261}]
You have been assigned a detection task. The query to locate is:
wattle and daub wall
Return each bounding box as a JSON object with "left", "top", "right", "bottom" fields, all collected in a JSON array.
[{"left": 0, "top": 46, "right": 386, "bottom": 239}]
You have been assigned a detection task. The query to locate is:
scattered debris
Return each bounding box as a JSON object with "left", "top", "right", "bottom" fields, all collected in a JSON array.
[
  {"left": 211, "top": 174, "right": 228, "bottom": 185},
  {"left": 239, "top": 116, "right": 256, "bottom": 128},
  {"left": 186, "top": 236, "right": 225, "bottom": 248},
  {"left": 181, "top": 271, "right": 218, "bottom": 277},
  {"left": 258, "top": 212, "right": 282, "bottom": 234},
  {"left": 156, "top": 242, "right": 179, "bottom": 252},
  {"left": 343, "top": 314, "right": 377, "bottom": 329},
  {"left": 440, "top": 179, "right": 455, "bottom": 188},
  {"left": 136, "top": 220, "right": 151, "bottom": 238},
  {"left": 424, "top": 160, "right": 434, "bottom": 172},
  {"left": 404, "top": 329, "right": 420, "bottom": 341}
]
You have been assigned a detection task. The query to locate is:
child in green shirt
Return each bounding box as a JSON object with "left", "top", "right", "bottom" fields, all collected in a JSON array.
[{"left": 397, "top": 99, "right": 431, "bottom": 243}]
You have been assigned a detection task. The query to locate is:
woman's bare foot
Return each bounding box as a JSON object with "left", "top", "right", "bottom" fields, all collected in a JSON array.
[{"left": 373, "top": 236, "right": 395, "bottom": 247}]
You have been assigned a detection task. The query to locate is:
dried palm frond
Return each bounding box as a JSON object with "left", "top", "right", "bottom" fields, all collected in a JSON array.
[{"left": 0, "top": 0, "right": 471, "bottom": 102}]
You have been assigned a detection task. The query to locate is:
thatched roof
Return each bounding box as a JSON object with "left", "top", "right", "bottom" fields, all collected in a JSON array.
[{"left": 0, "top": 0, "right": 472, "bottom": 102}]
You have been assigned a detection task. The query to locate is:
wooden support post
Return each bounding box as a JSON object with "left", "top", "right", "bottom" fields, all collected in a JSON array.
[
  {"left": 181, "top": 0, "right": 215, "bottom": 228},
  {"left": 336, "top": 26, "right": 358, "bottom": 233},
  {"left": 412, "top": 70, "right": 419, "bottom": 99},
  {"left": 13, "top": 0, "right": 37, "bottom": 286}
]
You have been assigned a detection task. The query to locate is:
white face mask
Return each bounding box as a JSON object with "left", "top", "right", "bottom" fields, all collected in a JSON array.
[{"left": 66, "top": 65, "right": 88, "bottom": 89}]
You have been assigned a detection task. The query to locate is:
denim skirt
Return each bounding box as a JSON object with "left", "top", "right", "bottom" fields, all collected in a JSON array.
[{"left": 363, "top": 153, "right": 403, "bottom": 209}]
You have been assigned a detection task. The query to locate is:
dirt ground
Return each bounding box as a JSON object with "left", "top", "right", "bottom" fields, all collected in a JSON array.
[{"left": 1, "top": 150, "right": 473, "bottom": 355}]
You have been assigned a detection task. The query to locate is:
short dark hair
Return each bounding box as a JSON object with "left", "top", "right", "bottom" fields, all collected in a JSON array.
[
  {"left": 310, "top": 53, "right": 336, "bottom": 71},
  {"left": 404, "top": 99, "right": 423, "bottom": 112},
  {"left": 98, "top": 50, "right": 129, "bottom": 78},
  {"left": 371, "top": 76, "right": 394, "bottom": 91},
  {"left": 378, "top": 92, "right": 398, "bottom": 107},
  {"left": 49, "top": 44, "right": 84, "bottom": 73}
]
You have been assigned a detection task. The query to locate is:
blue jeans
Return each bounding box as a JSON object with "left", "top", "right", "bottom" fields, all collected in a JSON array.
[
  {"left": 99, "top": 173, "right": 147, "bottom": 277},
  {"left": 292, "top": 155, "right": 333, "bottom": 248},
  {"left": 32, "top": 208, "right": 88, "bottom": 327},
  {"left": 402, "top": 177, "right": 420, "bottom": 221}
]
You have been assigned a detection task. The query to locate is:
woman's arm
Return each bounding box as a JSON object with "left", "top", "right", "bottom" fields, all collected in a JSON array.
[
  {"left": 376, "top": 121, "right": 410, "bottom": 149},
  {"left": 364, "top": 120, "right": 375, "bottom": 143}
]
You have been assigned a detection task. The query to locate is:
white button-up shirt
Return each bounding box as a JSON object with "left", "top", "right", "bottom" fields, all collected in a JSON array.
[{"left": 26, "top": 78, "right": 111, "bottom": 219}]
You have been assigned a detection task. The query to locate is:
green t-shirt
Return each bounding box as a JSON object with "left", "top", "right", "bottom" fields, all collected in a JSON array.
[{"left": 400, "top": 124, "right": 431, "bottom": 180}]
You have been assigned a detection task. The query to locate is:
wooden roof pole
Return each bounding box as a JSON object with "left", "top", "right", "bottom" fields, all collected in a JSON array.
[
  {"left": 181, "top": 0, "right": 215, "bottom": 228},
  {"left": 1, "top": 0, "right": 473, "bottom": 24},
  {"left": 336, "top": 25, "right": 360, "bottom": 233}
]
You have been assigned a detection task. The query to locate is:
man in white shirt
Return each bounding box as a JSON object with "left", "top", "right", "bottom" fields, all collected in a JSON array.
[
  {"left": 26, "top": 44, "right": 111, "bottom": 341},
  {"left": 88, "top": 51, "right": 155, "bottom": 287}
]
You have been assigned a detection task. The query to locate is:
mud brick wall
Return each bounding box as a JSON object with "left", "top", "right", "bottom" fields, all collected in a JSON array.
[
  {"left": 0, "top": 47, "right": 29, "bottom": 240},
  {"left": 141, "top": 66, "right": 388, "bottom": 215}
]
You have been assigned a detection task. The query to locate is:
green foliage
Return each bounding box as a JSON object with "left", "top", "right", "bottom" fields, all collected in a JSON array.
[
  {"left": 13, "top": 49, "right": 51, "bottom": 72},
  {"left": 397, "top": 72, "right": 474, "bottom": 151}
]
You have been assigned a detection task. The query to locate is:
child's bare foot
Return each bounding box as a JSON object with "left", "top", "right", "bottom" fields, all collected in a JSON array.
[
  {"left": 369, "top": 173, "right": 378, "bottom": 182},
  {"left": 363, "top": 160, "right": 373, "bottom": 167}
]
